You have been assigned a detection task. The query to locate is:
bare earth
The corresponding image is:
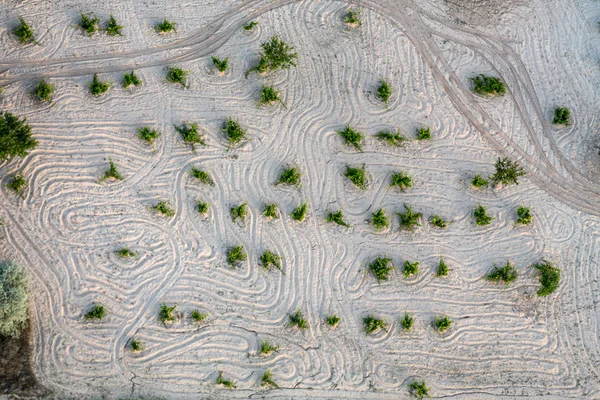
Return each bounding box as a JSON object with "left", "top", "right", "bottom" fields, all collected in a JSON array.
[{"left": 1, "top": 0, "right": 599, "bottom": 398}]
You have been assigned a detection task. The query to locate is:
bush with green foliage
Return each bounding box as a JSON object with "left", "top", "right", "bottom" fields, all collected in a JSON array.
[
  {"left": 13, "top": 17, "right": 36, "bottom": 44},
  {"left": 344, "top": 165, "right": 367, "bottom": 189},
  {"left": 6, "top": 174, "right": 27, "bottom": 195},
  {"left": 260, "top": 339, "right": 279, "bottom": 355},
  {"left": 429, "top": 215, "right": 447, "bottom": 228},
  {"left": 344, "top": 8, "right": 362, "bottom": 25},
  {"left": 246, "top": 35, "right": 298, "bottom": 77},
  {"left": 471, "top": 174, "right": 488, "bottom": 188},
  {"left": 291, "top": 202, "right": 308, "bottom": 221},
  {"left": 174, "top": 122, "right": 206, "bottom": 150},
  {"left": 152, "top": 201, "right": 175, "bottom": 217},
  {"left": 377, "top": 80, "right": 392, "bottom": 106},
  {"left": 516, "top": 206, "right": 532, "bottom": 225},
  {"left": 159, "top": 303, "right": 177, "bottom": 326},
  {"left": 408, "top": 380, "right": 430, "bottom": 400},
  {"left": 471, "top": 74, "right": 506, "bottom": 96},
  {"left": 416, "top": 127, "right": 431, "bottom": 140},
  {"left": 326, "top": 315, "right": 341, "bottom": 327},
  {"left": 489, "top": 157, "right": 525, "bottom": 186},
  {"left": 277, "top": 166, "right": 300, "bottom": 185},
  {"left": 137, "top": 127, "right": 159, "bottom": 144},
  {"left": 105, "top": 15, "right": 123, "bottom": 36},
  {"left": 363, "top": 315, "right": 386, "bottom": 334},
  {"left": 337, "top": 125, "right": 364, "bottom": 151},
  {"left": 115, "top": 248, "right": 136, "bottom": 258},
  {"left": 33, "top": 79, "right": 55, "bottom": 103},
  {"left": 216, "top": 371, "right": 236, "bottom": 388},
  {"left": 122, "top": 70, "right": 141, "bottom": 88},
  {"left": 0, "top": 261, "right": 28, "bottom": 338},
  {"left": 211, "top": 56, "right": 229, "bottom": 73},
  {"left": 390, "top": 171, "right": 412, "bottom": 190},
  {"left": 434, "top": 315, "right": 452, "bottom": 333},
  {"left": 398, "top": 204, "right": 422, "bottom": 231},
  {"left": 326, "top": 209, "right": 350, "bottom": 227},
  {"left": 259, "top": 85, "right": 285, "bottom": 107},
  {"left": 260, "top": 250, "right": 282, "bottom": 271},
  {"left": 437, "top": 256, "right": 448, "bottom": 277},
  {"left": 0, "top": 112, "right": 38, "bottom": 161},
  {"left": 197, "top": 201, "right": 209, "bottom": 215},
  {"left": 371, "top": 208, "right": 389, "bottom": 231},
  {"left": 552, "top": 107, "right": 570, "bottom": 125},
  {"left": 289, "top": 310, "right": 308, "bottom": 329},
  {"left": 190, "top": 167, "right": 213, "bottom": 186},
  {"left": 473, "top": 204, "right": 493, "bottom": 226},
  {"left": 84, "top": 304, "right": 105, "bottom": 320},
  {"left": 261, "top": 370, "right": 278, "bottom": 387},
  {"left": 230, "top": 202, "right": 248, "bottom": 225},
  {"left": 79, "top": 13, "right": 99, "bottom": 36},
  {"left": 534, "top": 260, "right": 560, "bottom": 296},
  {"left": 263, "top": 203, "right": 278, "bottom": 219},
  {"left": 486, "top": 261, "right": 518, "bottom": 285},
  {"left": 155, "top": 19, "right": 176, "bottom": 34},
  {"left": 130, "top": 338, "right": 143, "bottom": 351},
  {"left": 99, "top": 158, "right": 123, "bottom": 182},
  {"left": 403, "top": 260, "right": 419, "bottom": 278},
  {"left": 400, "top": 312, "right": 414, "bottom": 331},
  {"left": 222, "top": 118, "right": 248, "bottom": 149},
  {"left": 376, "top": 129, "right": 408, "bottom": 147},
  {"left": 227, "top": 245, "right": 247, "bottom": 267},
  {"left": 89, "top": 73, "right": 110, "bottom": 96},
  {"left": 191, "top": 310, "right": 207, "bottom": 322},
  {"left": 243, "top": 21, "right": 258, "bottom": 31},
  {"left": 369, "top": 256, "right": 394, "bottom": 283},
  {"left": 166, "top": 66, "right": 189, "bottom": 87}
]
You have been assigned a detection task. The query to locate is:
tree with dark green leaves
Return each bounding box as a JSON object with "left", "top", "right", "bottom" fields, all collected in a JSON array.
[
  {"left": 416, "top": 127, "right": 431, "bottom": 140},
  {"left": 473, "top": 204, "right": 493, "bottom": 226},
  {"left": 326, "top": 209, "right": 350, "bottom": 227},
  {"left": 344, "top": 8, "right": 362, "bottom": 26},
  {"left": 227, "top": 245, "right": 247, "bottom": 267},
  {"left": 260, "top": 250, "right": 282, "bottom": 271},
  {"left": 408, "top": 380, "right": 430, "bottom": 400},
  {"left": 400, "top": 312, "right": 414, "bottom": 331},
  {"left": 156, "top": 19, "right": 176, "bottom": 34},
  {"left": 174, "top": 122, "right": 206, "bottom": 150},
  {"left": 89, "top": 74, "right": 110, "bottom": 96},
  {"left": 211, "top": 56, "right": 229, "bottom": 73},
  {"left": 398, "top": 204, "right": 422, "bottom": 231},
  {"left": 122, "top": 70, "right": 142, "bottom": 88},
  {"left": 437, "top": 256, "right": 449, "bottom": 277},
  {"left": 6, "top": 174, "right": 27, "bottom": 195},
  {"left": 390, "top": 171, "right": 412, "bottom": 190},
  {"left": 259, "top": 85, "right": 285, "bottom": 107},
  {"left": 291, "top": 202, "right": 308, "bottom": 221},
  {"left": 363, "top": 315, "right": 386, "bottom": 334},
  {"left": 371, "top": 208, "right": 389, "bottom": 231},
  {"left": 534, "top": 260, "right": 560, "bottom": 296},
  {"left": 0, "top": 261, "right": 28, "bottom": 338},
  {"left": 84, "top": 304, "right": 105, "bottom": 320},
  {"left": 377, "top": 79, "right": 392, "bottom": 106},
  {"left": 326, "top": 315, "right": 341, "bottom": 327},
  {"left": 79, "top": 13, "right": 99, "bottom": 36},
  {"left": 403, "top": 260, "right": 419, "bottom": 278},
  {"left": 552, "top": 107, "right": 570, "bottom": 125},
  {"left": 242, "top": 21, "right": 258, "bottom": 31},
  {"left": 344, "top": 165, "right": 367, "bottom": 189},
  {"left": 369, "top": 256, "right": 394, "bottom": 283},
  {"left": 434, "top": 315, "right": 451, "bottom": 333},
  {"left": 516, "top": 206, "right": 532, "bottom": 225},
  {"left": 471, "top": 174, "right": 488, "bottom": 188},
  {"left": 33, "top": 79, "right": 56, "bottom": 103},
  {"left": 246, "top": 35, "right": 298, "bottom": 77},
  {"left": 277, "top": 166, "right": 300, "bottom": 185},
  {"left": 13, "top": 17, "right": 37, "bottom": 44},
  {"left": 0, "top": 112, "right": 38, "bottom": 161},
  {"left": 166, "top": 66, "right": 189, "bottom": 87},
  {"left": 471, "top": 74, "right": 506, "bottom": 96},
  {"left": 263, "top": 203, "right": 278, "bottom": 219},
  {"left": 489, "top": 157, "right": 525, "bottom": 186},
  {"left": 137, "top": 127, "right": 159, "bottom": 144},
  {"left": 105, "top": 15, "right": 123, "bottom": 36},
  {"left": 222, "top": 118, "right": 248, "bottom": 149},
  {"left": 337, "top": 125, "right": 364, "bottom": 151},
  {"left": 289, "top": 310, "right": 308, "bottom": 329}
]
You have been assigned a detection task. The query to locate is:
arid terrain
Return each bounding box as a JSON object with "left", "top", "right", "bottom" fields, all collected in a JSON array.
[{"left": 1, "top": 0, "right": 599, "bottom": 399}]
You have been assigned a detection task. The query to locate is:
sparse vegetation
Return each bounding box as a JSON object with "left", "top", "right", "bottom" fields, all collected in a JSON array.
[
  {"left": 376, "top": 129, "right": 408, "bottom": 147},
  {"left": 246, "top": 35, "right": 298, "bottom": 77},
  {"left": 534, "top": 260, "right": 560, "bottom": 296},
  {"left": 261, "top": 370, "right": 278, "bottom": 387},
  {"left": 377, "top": 79, "right": 392, "bottom": 106},
  {"left": 471, "top": 74, "right": 506, "bottom": 96},
  {"left": 243, "top": 21, "right": 258, "bottom": 31},
  {"left": 416, "top": 127, "right": 431, "bottom": 140},
  {"left": 174, "top": 122, "right": 206, "bottom": 149},
  {"left": 105, "top": 15, "right": 123, "bottom": 36},
  {"left": 326, "top": 209, "right": 350, "bottom": 227},
  {"left": 473, "top": 204, "right": 493, "bottom": 226},
  {"left": 408, "top": 380, "right": 430, "bottom": 400},
  {"left": 344, "top": 8, "right": 362, "bottom": 25},
  {"left": 260, "top": 250, "right": 282, "bottom": 271},
  {"left": 6, "top": 174, "right": 27, "bottom": 195},
  {"left": 152, "top": 201, "right": 175, "bottom": 217},
  {"left": 222, "top": 118, "right": 248, "bottom": 149},
  {"left": 260, "top": 339, "right": 279, "bottom": 355},
  {"left": 99, "top": 159, "right": 123, "bottom": 182},
  {"left": 489, "top": 157, "right": 525, "bottom": 186},
  {"left": 190, "top": 167, "right": 214, "bottom": 186},
  {"left": 363, "top": 315, "right": 386, "bottom": 334},
  {"left": 230, "top": 202, "right": 248, "bottom": 225},
  {"left": 122, "top": 70, "right": 142, "bottom": 88},
  {"left": 337, "top": 125, "right": 364, "bottom": 151},
  {"left": 191, "top": 310, "right": 207, "bottom": 322},
  {"left": 155, "top": 19, "right": 176, "bottom": 34},
  {"left": 344, "top": 165, "right": 367, "bottom": 190},
  {"left": 216, "top": 371, "right": 236, "bottom": 388},
  {"left": 227, "top": 245, "right": 247, "bottom": 267},
  {"left": 79, "top": 13, "right": 99, "bottom": 36},
  {"left": 159, "top": 303, "right": 177, "bottom": 326},
  {"left": 211, "top": 56, "right": 229, "bottom": 73},
  {"left": 289, "top": 310, "right": 308, "bottom": 329},
  {"left": 369, "top": 256, "right": 394, "bottom": 283},
  {"left": 429, "top": 215, "right": 448, "bottom": 228},
  {"left": 13, "top": 17, "right": 36, "bottom": 44},
  {"left": 259, "top": 85, "right": 285, "bottom": 107},
  {"left": 434, "top": 316, "right": 452, "bottom": 333},
  {"left": 371, "top": 208, "right": 390, "bottom": 231},
  {"left": 471, "top": 174, "right": 489, "bottom": 188},
  {"left": 88, "top": 73, "right": 110, "bottom": 96},
  {"left": 326, "top": 315, "right": 341, "bottom": 327},
  {"left": 277, "top": 166, "right": 300, "bottom": 185},
  {"left": 137, "top": 127, "right": 159, "bottom": 144},
  {"left": 0, "top": 112, "right": 38, "bottom": 160},
  {"left": 130, "top": 338, "right": 143, "bottom": 351},
  {"left": 115, "top": 248, "right": 136, "bottom": 258},
  {"left": 486, "top": 261, "right": 518, "bottom": 285},
  {"left": 400, "top": 312, "right": 414, "bottom": 331},
  {"left": 291, "top": 202, "right": 308, "bottom": 221},
  {"left": 0, "top": 261, "right": 28, "bottom": 338},
  {"left": 197, "top": 201, "right": 209, "bottom": 215},
  {"left": 390, "top": 171, "right": 412, "bottom": 190},
  {"left": 437, "top": 256, "right": 449, "bottom": 277},
  {"left": 403, "top": 260, "right": 419, "bottom": 278},
  {"left": 33, "top": 79, "right": 55, "bottom": 102},
  {"left": 166, "top": 66, "right": 189, "bottom": 87},
  {"left": 552, "top": 107, "right": 570, "bottom": 125},
  {"left": 398, "top": 204, "right": 422, "bottom": 231},
  {"left": 516, "top": 206, "right": 532, "bottom": 225},
  {"left": 263, "top": 203, "right": 279, "bottom": 219},
  {"left": 84, "top": 304, "right": 105, "bottom": 320}
]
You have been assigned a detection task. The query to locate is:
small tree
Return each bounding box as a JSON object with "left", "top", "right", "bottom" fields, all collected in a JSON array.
[
  {"left": 326, "top": 315, "right": 341, "bottom": 327},
  {"left": 371, "top": 208, "right": 389, "bottom": 231},
  {"left": 259, "top": 85, "right": 285, "bottom": 107},
  {"left": 471, "top": 74, "right": 506, "bottom": 96},
  {"left": 400, "top": 312, "right": 414, "bottom": 331},
  {"left": 429, "top": 215, "right": 447, "bottom": 228},
  {"left": 105, "top": 15, "right": 123, "bottom": 36},
  {"left": 473, "top": 204, "right": 493, "bottom": 226},
  {"left": 246, "top": 35, "right": 298, "bottom": 77},
  {"left": 89, "top": 73, "right": 110, "bottom": 96},
  {"left": 190, "top": 167, "right": 214, "bottom": 186},
  {"left": 260, "top": 339, "right": 279, "bottom": 355},
  {"left": 437, "top": 256, "right": 449, "bottom": 277},
  {"left": 242, "top": 21, "right": 258, "bottom": 31},
  {"left": 289, "top": 310, "right": 308, "bottom": 329},
  {"left": 291, "top": 202, "right": 308, "bottom": 221},
  {"left": 13, "top": 17, "right": 36, "bottom": 44},
  {"left": 344, "top": 165, "right": 367, "bottom": 189},
  {"left": 137, "top": 127, "right": 159, "bottom": 144},
  {"left": 84, "top": 304, "right": 105, "bottom": 320},
  {"left": 211, "top": 56, "right": 229, "bottom": 73},
  {"left": 0, "top": 260, "right": 29, "bottom": 338},
  {"left": 122, "top": 70, "right": 142, "bottom": 88},
  {"left": 222, "top": 118, "right": 248, "bottom": 149},
  {"left": 390, "top": 171, "right": 412, "bottom": 190},
  {"left": 260, "top": 250, "right": 282, "bottom": 271},
  {"left": 326, "top": 209, "right": 350, "bottom": 227},
  {"left": 166, "top": 66, "right": 189, "bottom": 87},
  {"left": 534, "top": 260, "right": 560, "bottom": 296},
  {"left": 516, "top": 206, "right": 532, "bottom": 225},
  {"left": 130, "top": 338, "right": 143, "bottom": 351},
  {"left": 363, "top": 315, "right": 386, "bottom": 334},
  {"left": 197, "top": 200, "right": 209, "bottom": 215},
  {"left": 216, "top": 371, "right": 236, "bottom": 388},
  {"left": 337, "top": 125, "right": 364, "bottom": 151},
  {"left": 277, "top": 166, "right": 300, "bottom": 185},
  {"left": 159, "top": 303, "right": 177, "bottom": 326},
  {"left": 408, "top": 380, "right": 430, "bottom": 400},
  {"left": 79, "top": 13, "right": 99, "bottom": 36},
  {"left": 99, "top": 158, "right": 124, "bottom": 182},
  {"left": 552, "top": 107, "right": 570, "bottom": 125},
  {"left": 230, "top": 202, "right": 248, "bottom": 225},
  {"left": 263, "top": 203, "right": 279, "bottom": 219},
  {"left": 344, "top": 8, "right": 362, "bottom": 26},
  {"left": 486, "top": 261, "right": 518, "bottom": 286},
  {"left": 155, "top": 19, "right": 176, "bottom": 34},
  {"left": 416, "top": 127, "right": 431, "bottom": 140},
  {"left": 377, "top": 79, "right": 392, "bottom": 106},
  {"left": 369, "top": 256, "right": 394, "bottom": 283},
  {"left": 174, "top": 122, "right": 206, "bottom": 150},
  {"left": 489, "top": 157, "right": 525, "bottom": 186},
  {"left": 403, "top": 260, "right": 419, "bottom": 278},
  {"left": 6, "top": 174, "right": 27, "bottom": 195},
  {"left": 434, "top": 316, "right": 451, "bottom": 333},
  {"left": 376, "top": 129, "right": 408, "bottom": 147},
  {"left": 398, "top": 204, "right": 422, "bottom": 231},
  {"left": 151, "top": 201, "right": 175, "bottom": 217},
  {"left": 0, "top": 112, "right": 38, "bottom": 160},
  {"left": 261, "top": 370, "right": 278, "bottom": 387},
  {"left": 471, "top": 174, "right": 488, "bottom": 188},
  {"left": 227, "top": 245, "right": 247, "bottom": 267},
  {"left": 33, "top": 79, "right": 56, "bottom": 102}
]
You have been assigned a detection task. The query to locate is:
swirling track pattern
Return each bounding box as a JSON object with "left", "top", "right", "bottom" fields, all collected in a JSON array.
[{"left": 0, "top": 0, "right": 599, "bottom": 398}]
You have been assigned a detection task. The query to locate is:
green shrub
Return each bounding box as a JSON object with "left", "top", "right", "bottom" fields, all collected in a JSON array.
[
  {"left": 89, "top": 73, "right": 110, "bottom": 96},
  {"left": 115, "top": 248, "right": 136, "bottom": 258},
  {"left": 217, "top": 371, "right": 236, "bottom": 388},
  {"left": 363, "top": 315, "right": 386, "bottom": 334},
  {"left": 159, "top": 303, "right": 177, "bottom": 326},
  {"left": 326, "top": 209, "right": 350, "bottom": 227},
  {"left": 33, "top": 79, "right": 55, "bottom": 102},
  {"left": 222, "top": 118, "right": 248, "bottom": 149},
  {"left": 137, "top": 127, "right": 159, "bottom": 144},
  {"left": 552, "top": 107, "right": 570, "bottom": 125},
  {"left": 259, "top": 85, "right": 285, "bottom": 107},
  {"left": 376, "top": 129, "right": 408, "bottom": 147},
  {"left": 369, "top": 256, "right": 394, "bottom": 283},
  {"left": 416, "top": 127, "right": 431, "bottom": 140},
  {"left": 122, "top": 70, "right": 142, "bottom": 88},
  {"left": 84, "top": 304, "right": 105, "bottom": 320},
  {"left": 390, "top": 171, "right": 412, "bottom": 190},
  {"left": 174, "top": 122, "right": 206, "bottom": 149},
  {"left": 471, "top": 74, "right": 506, "bottom": 96},
  {"left": 211, "top": 56, "right": 229, "bottom": 72},
  {"left": 0, "top": 261, "right": 28, "bottom": 338},
  {"left": 242, "top": 21, "right": 258, "bottom": 31},
  {"left": 429, "top": 215, "right": 447, "bottom": 228},
  {"left": 13, "top": 17, "right": 36, "bottom": 44},
  {"left": 489, "top": 157, "right": 525, "bottom": 186},
  {"left": 230, "top": 202, "right": 248, "bottom": 224},
  {"left": 260, "top": 250, "right": 282, "bottom": 270},
  {"left": 246, "top": 35, "right": 298, "bottom": 77},
  {"left": 516, "top": 206, "right": 532, "bottom": 225},
  {"left": 344, "top": 8, "right": 362, "bottom": 25},
  {"left": 291, "top": 202, "right": 308, "bottom": 221},
  {"left": 371, "top": 208, "right": 389, "bottom": 231},
  {"left": 105, "top": 15, "right": 123, "bottom": 36},
  {"left": 398, "top": 204, "right": 422, "bottom": 231},
  {"left": 260, "top": 339, "right": 279, "bottom": 355},
  {"left": 471, "top": 174, "right": 488, "bottom": 188},
  {"left": 156, "top": 19, "right": 176, "bottom": 34},
  {"left": 486, "top": 261, "right": 518, "bottom": 285},
  {"left": 434, "top": 315, "right": 451, "bottom": 333},
  {"left": 408, "top": 380, "right": 430, "bottom": 400},
  {"left": 289, "top": 310, "right": 308, "bottom": 329},
  {"left": 344, "top": 165, "right": 367, "bottom": 189},
  {"left": 400, "top": 312, "right": 414, "bottom": 331},
  {"left": 0, "top": 112, "right": 38, "bottom": 161},
  {"left": 6, "top": 174, "right": 27, "bottom": 195},
  {"left": 166, "top": 66, "right": 189, "bottom": 86},
  {"left": 227, "top": 245, "right": 247, "bottom": 267},
  {"left": 403, "top": 260, "right": 419, "bottom": 278},
  {"left": 191, "top": 310, "right": 207, "bottom": 322},
  {"left": 263, "top": 203, "right": 278, "bottom": 219},
  {"left": 130, "top": 338, "right": 143, "bottom": 351},
  {"left": 277, "top": 166, "right": 300, "bottom": 185},
  {"left": 152, "top": 201, "right": 175, "bottom": 217},
  {"left": 473, "top": 204, "right": 493, "bottom": 226},
  {"left": 197, "top": 201, "right": 209, "bottom": 215},
  {"left": 79, "top": 13, "right": 99, "bottom": 36},
  {"left": 377, "top": 79, "right": 392, "bottom": 105},
  {"left": 190, "top": 167, "right": 214, "bottom": 185},
  {"left": 337, "top": 125, "right": 364, "bottom": 151},
  {"left": 326, "top": 315, "right": 341, "bottom": 327},
  {"left": 437, "top": 256, "right": 448, "bottom": 277},
  {"left": 99, "top": 158, "right": 123, "bottom": 182},
  {"left": 534, "top": 260, "right": 560, "bottom": 296},
  {"left": 261, "top": 370, "right": 278, "bottom": 387}
]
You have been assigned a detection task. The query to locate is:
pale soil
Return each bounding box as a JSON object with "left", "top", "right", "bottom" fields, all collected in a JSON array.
[{"left": 0, "top": 0, "right": 599, "bottom": 399}]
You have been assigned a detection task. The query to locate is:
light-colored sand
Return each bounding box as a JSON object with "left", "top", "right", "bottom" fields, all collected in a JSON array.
[{"left": 1, "top": 0, "right": 599, "bottom": 398}]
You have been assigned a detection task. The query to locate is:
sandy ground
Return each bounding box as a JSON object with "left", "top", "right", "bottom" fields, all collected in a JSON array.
[{"left": 0, "top": 0, "right": 599, "bottom": 398}]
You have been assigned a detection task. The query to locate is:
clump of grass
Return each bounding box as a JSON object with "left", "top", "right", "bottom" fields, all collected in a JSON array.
[
  {"left": 33, "top": 79, "right": 55, "bottom": 103},
  {"left": 471, "top": 74, "right": 506, "bottom": 96},
  {"left": 344, "top": 8, "right": 362, "bottom": 25},
  {"left": 408, "top": 380, "right": 430, "bottom": 400},
  {"left": 289, "top": 310, "right": 308, "bottom": 329},
  {"left": 99, "top": 158, "right": 123, "bottom": 182},
  {"left": 191, "top": 310, "right": 207, "bottom": 322},
  {"left": 79, "top": 13, "right": 99, "bottom": 36},
  {"left": 326, "top": 209, "right": 350, "bottom": 227},
  {"left": 227, "top": 245, "right": 247, "bottom": 267},
  {"left": 190, "top": 167, "right": 214, "bottom": 186},
  {"left": 6, "top": 174, "right": 27, "bottom": 195},
  {"left": 489, "top": 157, "right": 525, "bottom": 186},
  {"left": 222, "top": 118, "right": 248, "bottom": 149},
  {"left": 230, "top": 202, "right": 248, "bottom": 225},
  {"left": 429, "top": 215, "right": 447, "bottom": 228},
  {"left": 263, "top": 203, "right": 279, "bottom": 219},
  {"left": 534, "top": 260, "right": 560, "bottom": 296},
  {"left": 259, "top": 85, "right": 285, "bottom": 107},
  {"left": 130, "top": 338, "right": 143, "bottom": 352},
  {"left": 211, "top": 56, "right": 229, "bottom": 73},
  {"left": 552, "top": 107, "right": 570, "bottom": 125},
  {"left": 326, "top": 315, "right": 341, "bottom": 327},
  {"left": 344, "top": 165, "right": 367, "bottom": 190},
  {"left": 260, "top": 339, "right": 279, "bottom": 355},
  {"left": 155, "top": 19, "right": 176, "bottom": 34},
  {"left": 84, "top": 304, "right": 105, "bottom": 320},
  {"left": 398, "top": 204, "right": 422, "bottom": 231},
  {"left": 377, "top": 79, "right": 392, "bottom": 106},
  {"left": 13, "top": 17, "right": 36, "bottom": 44},
  {"left": 337, "top": 125, "right": 364, "bottom": 151},
  {"left": 471, "top": 174, "right": 489, "bottom": 188},
  {"left": 137, "top": 127, "right": 159, "bottom": 144},
  {"left": 174, "top": 122, "right": 206, "bottom": 149},
  {"left": 363, "top": 315, "right": 386, "bottom": 334},
  {"left": 159, "top": 303, "right": 177, "bottom": 326},
  {"left": 260, "top": 250, "right": 282, "bottom": 271},
  {"left": 89, "top": 74, "right": 110, "bottom": 96},
  {"left": 371, "top": 208, "right": 389, "bottom": 231},
  {"left": 416, "top": 127, "right": 431, "bottom": 140},
  {"left": 376, "top": 129, "right": 408, "bottom": 147},
  {"left": 400, "top": 312, "right": 414, "bottom": 331},
  {"left": 434, "top": 315, "right": 452, "bottom": 333},
  {"left": 152, "top": 201, "right": 175, "bottom": 217},
  {"left": 389, "top": 171, "right": 412, "bottom": 190},
  {"left": 166, "top": 65, "right": 189, "bottom": 87},
  {"left": 261, "top": 370, "right": 278, "bottom": 388},
  {"left": 243, "top": 21, "right": 258, "bottom": 31},
  {"left": 217, "top": 371, "right": 236, "bottom": 388},
  {"left": 115, "top": 248, "right": 136, "bottom": 258},
  {"left": 197, "top": 200, "right": 209, "bottom": 215},
  {"left": 403, "top": 260, "right": 419, "bottom": 278},
  {"left": 516, "top": 205, "right": 532, "bottom": 225},
  {"left": 486, "top": 261, "right": 518, "bottom": 285},
  {"left": 277, "top": 166, "right": 300, "bottom": 185},
  {"left": 246, "top": 35, "right": 298, "bottom": 77},
  {"left": 437, "top": 256, "right": 449, "bottom": 277},
  {"left": 473, "top": 204, "right": 493, "bottom": 226},
  {"left": 291, "top": 202, "right": 308, "bottom": 221},
  {"left": 105, "top": 15, "right": 123, "bottom": 36},
  {"left": 369, "top": 256, "right": 394, "bottom": 283},
  {"left": 122, "top": 70, "right": 142, "bottom": 88}
]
